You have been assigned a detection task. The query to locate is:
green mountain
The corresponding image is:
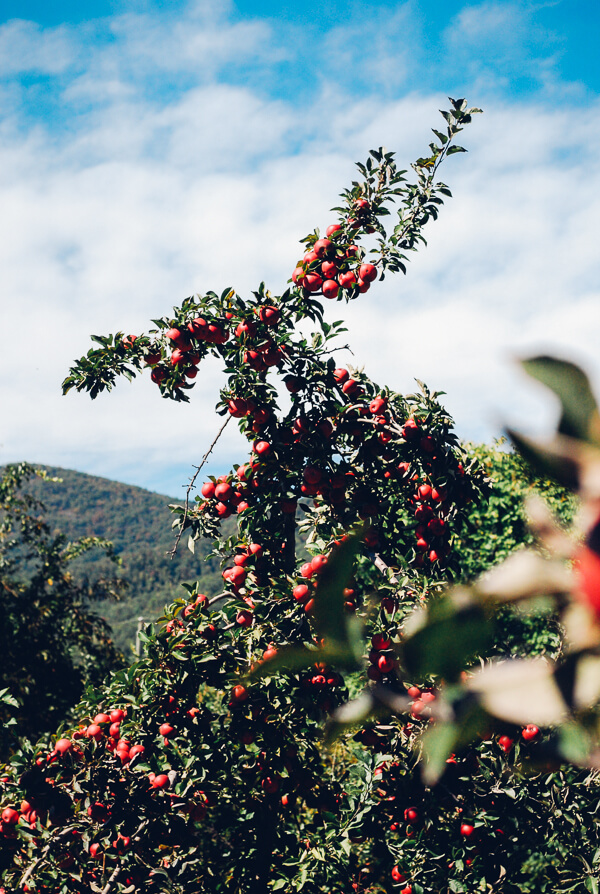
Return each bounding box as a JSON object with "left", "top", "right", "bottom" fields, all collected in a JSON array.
[{"left": 21, "top": 466, "right": 224, "bottom": 655}]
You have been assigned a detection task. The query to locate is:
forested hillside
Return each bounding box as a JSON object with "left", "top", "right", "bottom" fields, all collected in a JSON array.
[
  {"left": 17, "top": 446, "right": 575, "bottom": 659},
  {"left": 21, "top": 467, "right": 224, "bottom": 652}
]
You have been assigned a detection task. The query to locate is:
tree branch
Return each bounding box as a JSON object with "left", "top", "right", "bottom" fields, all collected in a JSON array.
[
  {"left": 372, "top": 552, "right": 400, "bottom": 586},
  {"left": 101, "top": 865, "right": 121, "bottom": 894},
  {"left": 169, "top": 415, "right": 232, "bottom": 558}
]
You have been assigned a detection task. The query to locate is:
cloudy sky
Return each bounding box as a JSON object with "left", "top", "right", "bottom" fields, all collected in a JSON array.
[{"left": 1, "top": 0, "right": 599, "bottom": 497}]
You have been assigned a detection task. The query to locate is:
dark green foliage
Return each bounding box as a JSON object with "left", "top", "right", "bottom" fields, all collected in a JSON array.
[
  {"left": 454, "top": 440, "right": 577, "bottom": 581},
  {"left": 0, "top": 464, "right": 125, "bottom": 757}
]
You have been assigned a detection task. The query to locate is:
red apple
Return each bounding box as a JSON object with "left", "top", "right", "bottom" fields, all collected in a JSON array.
[
  {"left": 522, "top": 724, "right": 539, "bottom": 741},
  {"left": 339, "top": 270, "right": 357, "bottom": 289},
  {"left": 378, "top": 654, "right": 395, "bottom": 673},
  {"left": 359, "top": 263, "right": 377, "bottom": 282},
  {"left": 259, "top": 306, "right": 280, "bottom": 325},
  {"left": 303, "top": 467, "right": 322, "bottom": 484},
  {"left": 300, "top": 562, "right": 314, "bottom": 579},
  {"left": 311, "top": 554, "right": 328, "bottom": 574},
  {"left": 94, "top": 712, "right": 111, "bottom": 724},
  {"left": 293, "top": 584, "right": 310, "bottom": 603},
  {"left": 201, "top": 481, "right": 216, "bottom": 498},
  {"left": 322, "top": 279, "right": 339, "bottom": 299},
  {"left": 313, "top": 238, "right": 332, "bottom": 257},
  {"left": 165, "top": 328, "right": 183, "bottom": 342},
  {"left": 85, "top": 724, "right": 103, "bottom": 740},
  {"left": 188, "top": 317, "right": 208, "bottom": 338},
  {"left": 145, "top": 350, "right": 161, "bottom": 365},
  {"left": 215, "top": 481, "right": 233, "bottom": 501},
  {"left": 303, "top": 273, "right": 323, "bottom": 292},
  {"left": 1, "top": 808, "right": 18, "bottom": 825},
  {"left": 236, "top": 609, "right": 253, "bottom": 627},
  {"left": 152, "top": 774, "right": 169, "bottom": 789},
  {"left": 235, "top": 320, "right": 257, "bottom": 339},
  {"left": 371, "top": 633, "right": 391, "bottom": 650},
  {"left": 159, "top": 723, "right": 174, "bottom": 737}
]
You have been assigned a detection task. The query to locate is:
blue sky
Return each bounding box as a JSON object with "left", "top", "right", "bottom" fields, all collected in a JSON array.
[
  {"left": 2, "top": 0, "right": 600, "bottom": 496},
  {"left": 4, "top": 0, "right": 600, "bottom": 102}
]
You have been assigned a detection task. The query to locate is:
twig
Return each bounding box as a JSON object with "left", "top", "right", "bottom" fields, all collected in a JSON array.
[
  {"left": 321, "top": 343, "right": 353, "bottom": 357},
  {"left": 18, "top": 842, "right": 51, "bottom": 889},
  {"left": 101, "top": 865, "right": 121, "bottom": 894},
  {"left": 372, "top": 553, "right": 400, "bottom": 586},
  {"left": 207, "top": 591, "right": 230, "bottom": 607},
  {"left": 169, "top": 416, "right": 232, "bottom": 558}
]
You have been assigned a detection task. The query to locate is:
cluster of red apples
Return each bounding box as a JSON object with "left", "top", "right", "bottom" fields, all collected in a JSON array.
[{"left": 292, "top": 201, "right": 379, "bottom": 301}]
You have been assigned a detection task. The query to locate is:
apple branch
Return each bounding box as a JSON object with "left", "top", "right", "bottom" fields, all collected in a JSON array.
[
  {"left": 18, "top": 843, "right": 51, "bottom": 890},
  {"left": 101, "top": 866, "right": 121, "bottom": 894},
  {"left": 372, "top": 552, "right": 400, "bottom": 586},
  {"left": 169, "top": 415, "right": 232, "bottom": 559}
]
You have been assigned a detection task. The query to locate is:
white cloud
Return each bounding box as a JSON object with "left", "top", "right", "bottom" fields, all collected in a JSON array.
[
  {"left": 1, "top": 3, "right": 599, "bottom": 496},
  {"left": 0, "top": 19, "right": 79, "bottom": 75}
]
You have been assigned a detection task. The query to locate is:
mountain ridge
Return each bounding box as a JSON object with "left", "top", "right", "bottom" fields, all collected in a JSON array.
[{"left": 15, "top": 464, "right": 224, "bottom": 654}]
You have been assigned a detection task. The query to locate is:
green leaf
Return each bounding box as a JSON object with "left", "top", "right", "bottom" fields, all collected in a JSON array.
[
  {"left": 324, "top": 691, "right": 377, "bottom": 744},
  {"left": 521, "top": 356, "right": 600, "bottom": 444},
  {"left": 403, "top": 597, "right": 493, "bottom": 681},
  {"left": 447, "top": 145, "right": 467, "bottom": 155},
  {"left": 0, "top": 687, "right": 19, "bottom": 708},
  {"left": 310, "top": 526, "right": 365, "bottom": 652},
  {"left": 557, "top": 722, "right": 592, "bottom": 764},
  {"left": 420, "top": 721, "right": 458, "bottom": 784},
  {"left": 507, "top": 428, "right": 580, "bottom": 489}
]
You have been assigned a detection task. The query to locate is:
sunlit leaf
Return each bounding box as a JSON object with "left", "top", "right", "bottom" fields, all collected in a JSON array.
[
  {"left": 521, "top": 356, "right": 600, "bottom": 444},
  {"left": 324, "top": 691, "right": 377, "bottom": 744},
  {"left": 476, "top": 549, "right": 573, "bottom": 602},
  {"left": 467, "top": 658, "right": 568, "bottom": 726},
  {"left": 574, "top": 654, "right": 600, "bottom": 708}
]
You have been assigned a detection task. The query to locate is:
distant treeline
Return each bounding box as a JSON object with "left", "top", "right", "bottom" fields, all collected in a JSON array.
[{"left": 20, "top": 466, "right": 225, "bottom": 653}]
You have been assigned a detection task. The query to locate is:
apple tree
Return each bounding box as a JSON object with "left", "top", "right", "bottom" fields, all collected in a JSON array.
[{"left": 3, "top": 99, "right": 600, "bottom": 894}]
